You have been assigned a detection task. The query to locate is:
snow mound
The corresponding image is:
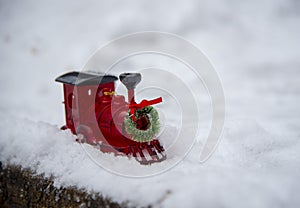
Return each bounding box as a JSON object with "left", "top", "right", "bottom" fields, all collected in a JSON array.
[{"left": 1, "top": 114, "right": 299, "bottom": 208}]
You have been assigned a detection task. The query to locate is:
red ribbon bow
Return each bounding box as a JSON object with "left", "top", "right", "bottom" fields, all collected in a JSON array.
[{"left": 129, "top": 97, "right": 162, "bottom": 122}]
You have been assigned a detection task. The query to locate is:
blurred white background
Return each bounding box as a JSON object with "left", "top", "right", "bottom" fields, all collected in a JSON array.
[{"left": 1, "top": 0, "right": 299, "bottom": 128}]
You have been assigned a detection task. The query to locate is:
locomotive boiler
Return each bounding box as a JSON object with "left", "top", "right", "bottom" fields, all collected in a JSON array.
[{"left": 56, "top": 71, "right": 166, "bottom": 164}]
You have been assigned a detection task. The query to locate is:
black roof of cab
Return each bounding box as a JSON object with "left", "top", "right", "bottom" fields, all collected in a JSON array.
[{"left": 55, "top": 71, "right": 118, "bottom": 86}]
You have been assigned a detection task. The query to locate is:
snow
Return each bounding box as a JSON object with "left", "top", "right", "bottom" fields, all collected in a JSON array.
[{"left": 1, "top": 0, "right": 300, "bottom": 207}]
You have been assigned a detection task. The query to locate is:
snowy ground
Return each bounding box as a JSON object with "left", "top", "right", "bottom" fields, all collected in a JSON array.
[{"left": 1, "top": 0, "right": 300, "bottom": 207}]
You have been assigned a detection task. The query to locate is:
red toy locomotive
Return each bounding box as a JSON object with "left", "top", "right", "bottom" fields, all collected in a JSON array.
[{"left": 56, "top": 71, "right": 166, "bottom": 164}]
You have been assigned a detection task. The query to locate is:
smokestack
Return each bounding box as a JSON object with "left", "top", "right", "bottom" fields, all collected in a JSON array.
[{"left": 119, "top": 72, "right": 141, "bottom": 104}]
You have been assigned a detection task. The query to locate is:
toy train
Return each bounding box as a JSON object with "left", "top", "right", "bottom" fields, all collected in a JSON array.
[{"left": 56, "top": 71, "right": 166, "bottom": 164}]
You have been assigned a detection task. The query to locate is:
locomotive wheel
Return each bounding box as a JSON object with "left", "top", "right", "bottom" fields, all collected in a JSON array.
[{"left": 76, "top": 125, "right": 96, "bottom": 144}]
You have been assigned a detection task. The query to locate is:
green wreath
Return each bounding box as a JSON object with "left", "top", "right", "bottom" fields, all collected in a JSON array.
[{"left": 124, "top": 106, "right": 160, "bottom": 142}]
